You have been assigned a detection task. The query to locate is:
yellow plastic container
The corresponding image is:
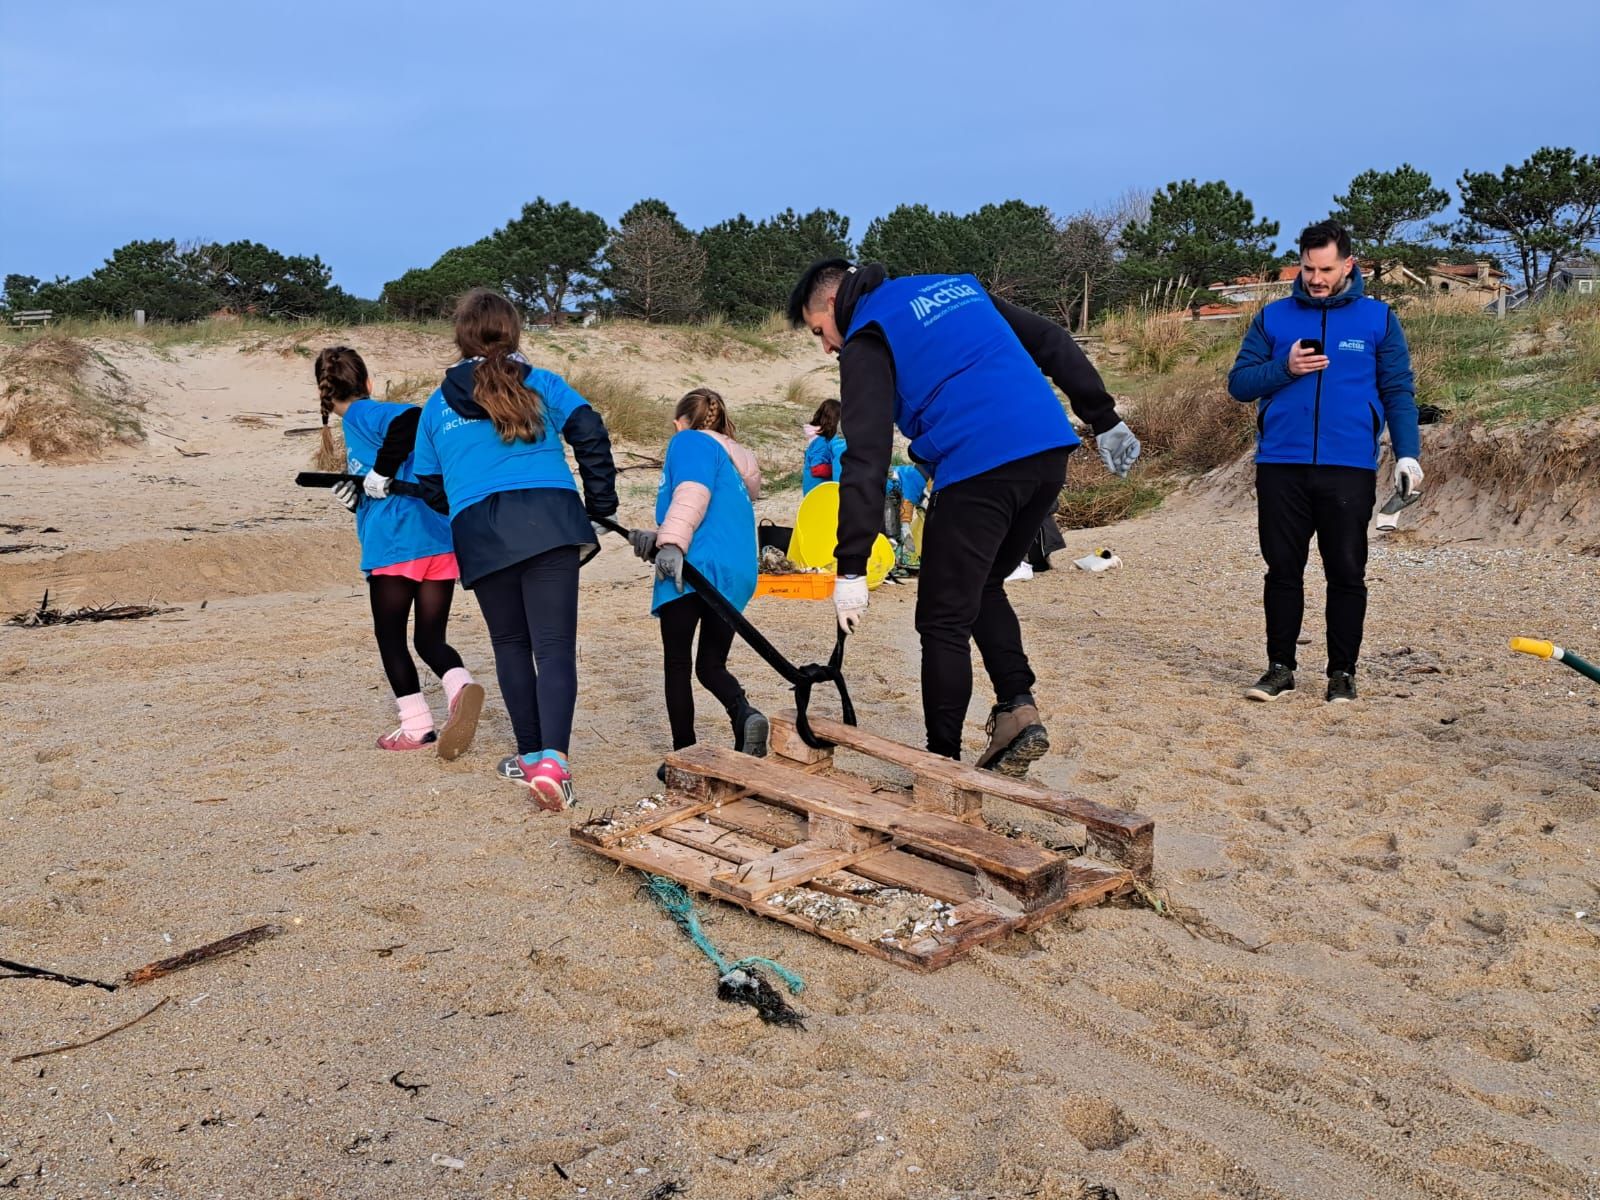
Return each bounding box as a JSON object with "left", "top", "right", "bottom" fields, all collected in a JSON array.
[{"left": 790, "top": 482, "right": 895, "bottom": 588}]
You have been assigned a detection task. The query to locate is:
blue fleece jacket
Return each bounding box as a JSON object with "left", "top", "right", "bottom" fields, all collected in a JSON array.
[{"left": 1228, "top": 267, "right": 1419, "bottom": 468}]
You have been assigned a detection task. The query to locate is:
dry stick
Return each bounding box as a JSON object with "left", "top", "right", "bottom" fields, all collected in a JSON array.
[
  {"left": 0, "top": 958, "right": 119, "bottom": 992},
  {"left": 10, "top": 997, "right": 170, "bottom": 1063},
  {"left": 123, "top": 924, "right": 283, "bottom": 987}
]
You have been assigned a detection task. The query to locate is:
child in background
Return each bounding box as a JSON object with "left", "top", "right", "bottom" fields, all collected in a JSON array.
[
  {"left": 629, "top": 388, "right": 767, "bottom": 778},
  {"left": 801, "top": 398, "right": 845, "bottom": 494},
  {"left": 411, "top": 290, "right": 619, "bottom": 811},
  {"left": 315, "top": 346, "right": 483, "bottom": 757}
]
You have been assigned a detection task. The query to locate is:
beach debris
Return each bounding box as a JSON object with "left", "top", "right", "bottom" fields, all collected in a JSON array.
[
  {"left": 717, "top": 967, "right": 806, "bottom": 1029},
  {"left": 9, "top": 996, "right": 170, "bottom": 1063},
  {"left": 1073, "top": 548, "right": 1122, "bottom": 572},
  {"left": 389, "top": 1071, "right": 430, "bottom": 1096},
  {"left": 642, "top": 1182, "right": 685, "bottom": 1200},
  {"left": 123, "top": 923, "right": 283, "bottom": 986},
  {"left": 8, "top": 590, "right": 177, "bottom": 628},
  {"left": 429, "top": 1154, "right": 465, "bottom": 1170},
  {"left": 0, "top": 957, "right": 119, "bottom": 992},
  {"left": 643, "top": 874, "right": 806, "bottom": 1029}
]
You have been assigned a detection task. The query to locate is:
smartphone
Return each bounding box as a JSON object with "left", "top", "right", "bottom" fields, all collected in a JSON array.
[{"left": 1300, "top": 338, "right": 1324, "bottom": 356}]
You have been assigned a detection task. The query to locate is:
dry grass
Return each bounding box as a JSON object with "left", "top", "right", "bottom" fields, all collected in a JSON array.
[
  {"left": 667, "top": 314, "right": 781, "bottom": 360},
  {"left": 1057, "top": 447, "right": 1169, "bottom": 530},
  {"left": 782, "top": 374, "right": 821, "bottom": 409},
  {"left": 382, "top": 373, "right": 437, "bottom": 404},
  {"left": 1431, "top": 413, "right": 1600, "bottom": 497},
  {"left": 0, "top": 335, "right": 144, "bottom": 460},
  {"left": 1125, "top": 368, "right": 1255, "bottom": 473},
  {"left": 310, "top": 426, "right": 346, "bottom": 472},
  {"left": 565, "top": 368, "right": 671, "bottom": 446},
  {"left": 1097, "top": 308, "right": 1201, "bottom": 374}
]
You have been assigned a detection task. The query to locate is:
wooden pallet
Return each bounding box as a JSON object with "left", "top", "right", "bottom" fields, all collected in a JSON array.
[{"left": 571, "top": 710, "right": 1154, "bottom": 972}]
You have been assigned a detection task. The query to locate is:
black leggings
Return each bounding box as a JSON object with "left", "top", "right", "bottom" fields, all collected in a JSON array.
[
  {"left": 658, "top": 592, "right": 745, "bottom": 750},
  {"left": 472, "top": 547, "right": 580, "bottom": 756},
  {"left": 368, "top": 575, "right": 465, "bottom": 698}
]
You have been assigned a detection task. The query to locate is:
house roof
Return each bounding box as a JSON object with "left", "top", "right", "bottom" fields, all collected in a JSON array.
[{"left": 1431, "top": 263, "right": 1506, "bottom": 279}]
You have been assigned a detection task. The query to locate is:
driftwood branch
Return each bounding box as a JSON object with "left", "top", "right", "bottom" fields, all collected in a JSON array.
[
  {"left": 0, "top": 958, "right": 119, "bottom": 992},
  {"left": 123, "top": 924, "right": 283, "bottom": 987},
  {"left": 10, "top": 996, "right": 170, "bottom": 1063}
]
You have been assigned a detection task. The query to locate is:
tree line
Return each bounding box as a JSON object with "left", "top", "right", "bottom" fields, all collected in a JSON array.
[{"left": 6, "top": 146, "right": 1595, "bottom": 328}]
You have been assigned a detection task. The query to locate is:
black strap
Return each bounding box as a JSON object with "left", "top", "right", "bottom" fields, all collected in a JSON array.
[{"left": 593, "top": 515, "right": 854, "bottom": 748}]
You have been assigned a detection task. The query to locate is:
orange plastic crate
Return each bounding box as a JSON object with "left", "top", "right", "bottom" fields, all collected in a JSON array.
[{"left": 753, "top": 572, "right": 836, "bottom": 600}]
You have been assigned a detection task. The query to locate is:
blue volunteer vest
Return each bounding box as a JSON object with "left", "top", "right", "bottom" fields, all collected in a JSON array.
[
  {"left": 844, "top": 273, "right": 1077, "bottom": 487},
  {"left": 341, "top": 399, "right": 454, "bottom": 573}
]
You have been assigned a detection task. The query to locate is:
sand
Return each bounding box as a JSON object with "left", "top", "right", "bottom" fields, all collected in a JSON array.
[{"left": 0, "top": 326, "right": 1596, "bottom": 1200}]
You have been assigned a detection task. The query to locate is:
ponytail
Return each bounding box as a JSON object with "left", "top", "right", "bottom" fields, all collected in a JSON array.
[{"left": 454, "top": 289, "right": 544, "bottom": 443}]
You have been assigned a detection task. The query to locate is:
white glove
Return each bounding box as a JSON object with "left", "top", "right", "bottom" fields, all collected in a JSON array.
[
  {"left": 1095, "top": 421, "right": 1141, "bottom": 477},
  {"left": 331, "top": 480, "right": 360, "bottom": 512},
  {"left": 362, "top": 470, "right": 391, "bottom": 499},
  {"left": 1395, "top": 457, "right": 1424, "bottom": 496},
  {"left": 834, "top": 574, "right": 868, "bottom": 634}
]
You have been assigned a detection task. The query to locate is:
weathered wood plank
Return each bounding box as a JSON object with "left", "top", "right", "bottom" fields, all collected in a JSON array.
[
  {"left": 665, "top": 745, "right": 1068, "bottom": 892},
  {"left": 705, "top": 800, "right": 982, "bottom": 905},
  {"left": 710, "top": 838, "right": 894, "bottom": 903},
  {"left": 587, "top": 833, "right": 1020, "bottom": 971},
  {"left": 782, "top": 709, "right": 1156, "bottom": 879},
  {"left": 768, "top": 713, "right": 833, "bottom": 765}
]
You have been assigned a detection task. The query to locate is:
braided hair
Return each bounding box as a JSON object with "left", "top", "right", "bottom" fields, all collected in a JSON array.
[
  {"left": 674, "top": 387, "right": 735, "bottom": 437},
  {"left": 313, "top": 346, "right": 369, "bottom": 469}
]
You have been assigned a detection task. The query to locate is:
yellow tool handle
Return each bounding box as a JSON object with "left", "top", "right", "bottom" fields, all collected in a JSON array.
[{"left": 1510, "top": 637, "right": 1556, "bottom": 659}]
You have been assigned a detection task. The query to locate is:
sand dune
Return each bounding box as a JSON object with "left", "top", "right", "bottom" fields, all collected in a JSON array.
[{"left": 0, "top": 328, "right": 1595, "bottom": 1199}]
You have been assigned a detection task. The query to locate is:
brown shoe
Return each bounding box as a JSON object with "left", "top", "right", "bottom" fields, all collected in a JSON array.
[
  {"left": 974, "top": 699, "right": 1050, "bottom": 777},
  {"left": 437, "top": 683, "right": 485, "bottom": 761}
]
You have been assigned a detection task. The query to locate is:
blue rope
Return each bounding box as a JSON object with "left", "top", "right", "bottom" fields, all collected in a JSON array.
[{"left": 644, "top": 874, "right": 805, "bottom": 995}]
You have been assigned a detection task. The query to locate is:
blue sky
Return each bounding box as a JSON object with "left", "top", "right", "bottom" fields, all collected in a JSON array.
[{"left": 3, "top": 0, "right": 1596, "bottom": 298}]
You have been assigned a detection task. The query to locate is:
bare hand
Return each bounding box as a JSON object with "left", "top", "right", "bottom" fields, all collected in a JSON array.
[{"left": 1288, "top": 340, "right": 1329, "bottom": 376}]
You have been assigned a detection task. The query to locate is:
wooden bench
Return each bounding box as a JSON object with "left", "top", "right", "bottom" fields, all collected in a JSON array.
[{"left": 10, "top": 310, "right": 53, "bottom": 328}]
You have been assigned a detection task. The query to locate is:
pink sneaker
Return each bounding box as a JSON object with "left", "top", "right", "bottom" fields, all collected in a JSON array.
[
  {"left": 436, "top": 683, "right": 484, "bottom": 762},
  {"left": 524, "top": 756, "right": 575, "bottom": 812},
  {"left": 376, "top": 727, "right": 437, "bottom": 752}
]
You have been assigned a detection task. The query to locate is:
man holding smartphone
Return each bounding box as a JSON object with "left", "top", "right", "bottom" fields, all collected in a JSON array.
[{"left": 1227, "top": 221, "right": 1422, "bottom": 703}]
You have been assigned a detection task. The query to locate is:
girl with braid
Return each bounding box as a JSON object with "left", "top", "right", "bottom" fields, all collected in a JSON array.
[
  {"left": 627, "top": 388, "right": 767, "bottom": 779},
  {"left": 314, "top": 346, "right": 484, "bottom": 757}
]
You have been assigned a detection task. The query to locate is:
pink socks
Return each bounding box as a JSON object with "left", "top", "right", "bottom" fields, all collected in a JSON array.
[
  {"left": 396, "top": 692, "right": 433, "bottom": 738},
  {"left": 441, "top": 667, "right": 474, "bottom": 708}
]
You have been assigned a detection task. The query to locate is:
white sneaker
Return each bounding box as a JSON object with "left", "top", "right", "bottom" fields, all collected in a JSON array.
[{"left": 1005, "top": 561, "right": 1034, "bottom": 583}]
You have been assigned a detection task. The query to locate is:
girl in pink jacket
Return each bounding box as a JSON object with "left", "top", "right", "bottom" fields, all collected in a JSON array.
[{"left": 629, "top": 388, "right": 766, "bottom": 778}]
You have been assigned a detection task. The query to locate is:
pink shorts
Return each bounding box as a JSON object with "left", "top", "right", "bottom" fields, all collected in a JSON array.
[{"left": 370, "top": 552, "right": 460, "bottom": 582}]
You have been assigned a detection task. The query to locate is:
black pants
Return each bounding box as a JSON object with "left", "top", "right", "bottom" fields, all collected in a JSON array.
[
  {"left": 658, "top": 592, "right": 745, "bottom": 750},
  {"left": 472, "top": 546, "right": 579, "bottom": 756},
  {"left": 916, "top": 447, "right": 1070, "bottom": 759},
  {"left": 368, "top": 576, "right": 464, "bottom": 697},
  {"left": 1256, "top": 463, "right": 1376, "bottom": 674}
]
